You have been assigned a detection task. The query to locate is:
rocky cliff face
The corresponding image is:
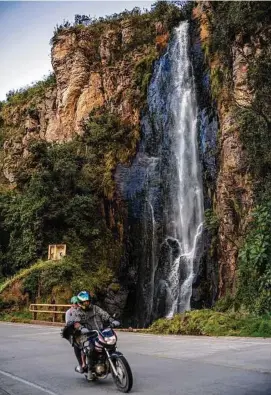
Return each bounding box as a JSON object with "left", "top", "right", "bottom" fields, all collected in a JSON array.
[
  {"left": 1, "top": 16, "right": 169, "bottom": 186},
  {"left": 50, "top": 22, "right": 138, "bottom": 141},
  {"left": 216, "top": 39, "right": 254, "bottom": 296},
  {"left": 194, "top": 3, "right": 254, "bottom": 297},
  {"left": 1, "top": 85, "right": 57, "bottom": 184}
]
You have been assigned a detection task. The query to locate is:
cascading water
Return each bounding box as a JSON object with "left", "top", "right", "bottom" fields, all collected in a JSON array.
[{"left": 116, "top": 21, "right": 204, "bottom": 326}]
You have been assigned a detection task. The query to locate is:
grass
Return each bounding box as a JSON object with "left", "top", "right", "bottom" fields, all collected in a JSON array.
[
  {"left": 0, "top": 259, "right": 65, "bottom": 294},
  {"left": 3, "top": 73, "right": 56, "bottom": 106},
  {"left": 0, "top": 309, "right": 32, "bottom": 323},
  {"left": 146, "top": 310, "right": 271, "bottom": 338}
]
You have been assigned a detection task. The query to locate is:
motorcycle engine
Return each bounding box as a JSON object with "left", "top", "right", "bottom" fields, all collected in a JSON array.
[{"left": 95, "top": 363, "right": 106, "bottom": 375}]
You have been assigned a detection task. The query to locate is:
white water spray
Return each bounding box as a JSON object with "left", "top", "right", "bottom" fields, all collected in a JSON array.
[
  {"left": 148, "top": 22, "right": 204, "bottom": 317},
  {"left": 167, "top": 23, "right": 204, "bottom": 316},
  {"left": 116, "top": 22, "right": 205, "bottom": 324}
]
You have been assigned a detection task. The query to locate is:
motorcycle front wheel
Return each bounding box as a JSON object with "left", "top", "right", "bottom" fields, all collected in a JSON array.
[{"left": 111, "top": 355, "right": 133, "bottom": 393}]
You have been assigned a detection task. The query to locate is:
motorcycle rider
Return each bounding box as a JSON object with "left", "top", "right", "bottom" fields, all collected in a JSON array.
[{"left": 73, "top": 290, "right": 120, "bottom": 376}]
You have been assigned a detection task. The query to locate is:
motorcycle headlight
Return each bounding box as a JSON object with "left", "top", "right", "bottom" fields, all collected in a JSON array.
[{"left": 104, "top": 336, "right": 116, "bottom": 344}]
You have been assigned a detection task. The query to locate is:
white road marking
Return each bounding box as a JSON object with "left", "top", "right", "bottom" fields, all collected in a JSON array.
[{"left": 0, "top": 369, "right": 59, "bottom": 395}]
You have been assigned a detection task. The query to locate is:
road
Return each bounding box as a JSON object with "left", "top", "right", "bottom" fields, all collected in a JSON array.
[{"left": 0, "top": 322, "right": 271, "bottom": 395}]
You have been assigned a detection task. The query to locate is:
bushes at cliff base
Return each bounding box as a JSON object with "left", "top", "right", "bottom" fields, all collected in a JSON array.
[
  {"left": 147, "top": 310, "right": 271, "bottom": 337},
  {"left": 0, "top": 256, "right": 115, "bottom": 308},
  {"left": 237, "top": 203, "right": 271, "bottom": 315}
]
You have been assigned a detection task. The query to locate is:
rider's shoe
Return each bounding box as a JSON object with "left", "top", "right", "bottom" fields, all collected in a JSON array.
[
  {"left": 87, "top": 371, "right": 94, "bottom": 381},
  {"left": 75, "top": 365, "right": 84, "bottom": 374}
]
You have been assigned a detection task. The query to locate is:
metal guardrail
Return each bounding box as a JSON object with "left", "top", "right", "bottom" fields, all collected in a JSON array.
[{"left": 29, "top": 304, "right": 71, "bottom": 322}]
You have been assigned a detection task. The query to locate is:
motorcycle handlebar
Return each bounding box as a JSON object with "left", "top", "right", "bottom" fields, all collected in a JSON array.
[
  {"left": 80, "top": 328, "right": 99, "bottom": 337},
  {"left": 78, "top": 319, "right": 120, "bottom": 337}
]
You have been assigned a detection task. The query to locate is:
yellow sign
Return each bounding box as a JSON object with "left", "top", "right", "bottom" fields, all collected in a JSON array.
[{"left": 48, "top": 244, "right": 66, "bottom": 261}]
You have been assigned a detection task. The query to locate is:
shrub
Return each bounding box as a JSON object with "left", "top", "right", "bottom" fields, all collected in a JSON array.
[
  {"left": 147, "top": 310, "right": 271, "bottom": 337},
  {"left": 133, "top": 52, "right": 158, "bottom": 102},
  {"left": 4, "top": 73, "right": 56, "bottom": 106},
  {"left": 237, "top": 203, "right": 271, "bottom": 315}
]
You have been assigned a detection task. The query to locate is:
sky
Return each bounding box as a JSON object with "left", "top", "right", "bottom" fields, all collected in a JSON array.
[{"left": 0, "top": 1, "right": 153, "bottom": 101}]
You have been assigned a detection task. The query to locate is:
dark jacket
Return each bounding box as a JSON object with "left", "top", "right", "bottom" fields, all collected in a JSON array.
[{"left": 74, "top": 304, "right": 111, "bottom": 331}]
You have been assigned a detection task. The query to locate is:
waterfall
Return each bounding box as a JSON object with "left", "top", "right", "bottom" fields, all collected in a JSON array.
[{"left": 116, "top": 21, "right": 204, "bottom": 325}]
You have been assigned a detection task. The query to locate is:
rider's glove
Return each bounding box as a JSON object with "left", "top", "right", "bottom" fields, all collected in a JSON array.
[
  {"left": 74, "top": 328, "right": 81, "bottom": 336},
  {"left": 80, "top": 327, "right": 89, "bottom": 334},
  {"left": 111, "top": 320, "right": 120, "bottom": 328}
]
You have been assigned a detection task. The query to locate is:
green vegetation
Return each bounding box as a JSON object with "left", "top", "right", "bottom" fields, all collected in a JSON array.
[
  {"left": 237, "top": 203, "right": 271, "bottom": 315},
  {"left": 50, "top": 2, "right": 186, "bottom": 46},
  {"left": 209, "top": 65, "right": 226, "bottom": 100},
  {"left": 133, "top": 51, "right": 158, "bottom": 103},
  {"left": 3, "top": 73, "right": 56, "bottom": 106},
  {"left": 0, "top": 257, "right": 115, "bottom": 307},
  {"left": 0, "top": 134, "right": 122, "bottom": 275},
  {"left": 0, "top": 108, "right": 132, "bottom": 299},
  {"left": 204, "top": 208, "right": 219, "bottom": 233},
  {"left": 0, "top": 259, "right": 63, "bottom": 294},
  {"left": 148, "top": 310, "right": 271, "bottom": 337},
  {"left": 237, "top": 46, "right": 271, "bottom": 201},
  {"left": 0, "top": 123, "right": 7, "bottom": 150},
  {"left": 0, "top": 100, "right": 140, "bottom": 301},
  {"left": 82, "top": 109, "right": 139, "bottom": 197},
  {"left": 0, "top": 309, "right": 32, "bottom": 323},
  {"left": 150, "top": 1, "right": 186, "bottom": 32},
  {"left": 206, "top": 2, "right": 271, "bottom": 99},
  {"left": 204, "top": 208, "right": 219, "bottom": 258},
  {"left": 209, "top": 2, "right": 271, "bottom": 65}
]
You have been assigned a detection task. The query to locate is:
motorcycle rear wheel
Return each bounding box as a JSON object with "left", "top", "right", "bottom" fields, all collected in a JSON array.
[{"left": 112, "top": 355, "right": 133, "bottom": 393}]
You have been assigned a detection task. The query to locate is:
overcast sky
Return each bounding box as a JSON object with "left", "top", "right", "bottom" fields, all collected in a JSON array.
[{"left": 0, "top": 1, "right": 153, "bottom": 101}]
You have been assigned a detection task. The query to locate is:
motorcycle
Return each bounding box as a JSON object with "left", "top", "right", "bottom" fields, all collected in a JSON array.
[{"left": 74, "top": 324, "right": 133, "bottom": 393}]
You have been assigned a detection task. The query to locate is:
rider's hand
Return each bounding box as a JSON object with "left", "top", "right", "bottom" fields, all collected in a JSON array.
[{"left": 111, "top": 320, "right": 120, "bottom": 328}]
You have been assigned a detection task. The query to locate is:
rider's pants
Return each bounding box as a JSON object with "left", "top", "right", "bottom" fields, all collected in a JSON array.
[
  {"left": 74, "top": 342, "right": 95, "bottom": 367},
  {"left": 74, "top": 344, "right": 82, "bottom": 365}
]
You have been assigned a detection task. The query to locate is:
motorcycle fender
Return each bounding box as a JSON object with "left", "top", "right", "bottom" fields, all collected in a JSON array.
[{"left": 110, "top": 351, "right": 123, "bottom": 358}]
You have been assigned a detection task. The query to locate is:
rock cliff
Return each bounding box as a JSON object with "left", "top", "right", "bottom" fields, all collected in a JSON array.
[
  {"left": 193, "top": 2, "right": 255, "bottom": 297},
  {"left": 1, "top": 14, "right": 169, "bottom": 186}
]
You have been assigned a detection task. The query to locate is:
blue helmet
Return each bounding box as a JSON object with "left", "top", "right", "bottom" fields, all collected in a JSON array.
[{"left": 77, "top": 291, "right": 92, "bottom": 304}]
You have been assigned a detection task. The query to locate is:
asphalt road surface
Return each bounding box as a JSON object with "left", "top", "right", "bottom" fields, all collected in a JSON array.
[{"left": 0, "top": 322, "right": 271, "bottom": 395}]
